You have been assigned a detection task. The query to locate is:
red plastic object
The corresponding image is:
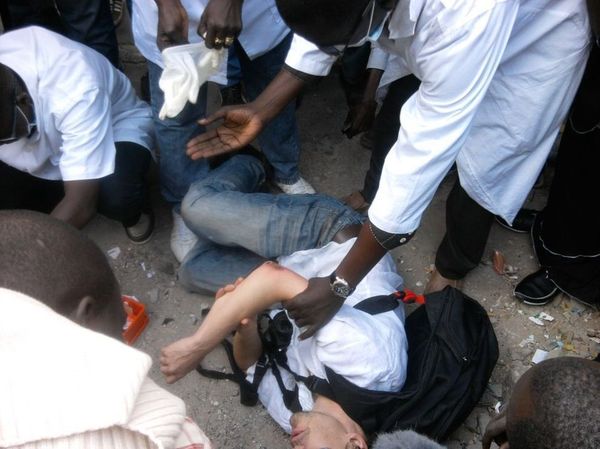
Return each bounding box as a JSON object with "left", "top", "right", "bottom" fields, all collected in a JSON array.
[{"left": 122, "top": 295, "right": 149, "bottom": 345}]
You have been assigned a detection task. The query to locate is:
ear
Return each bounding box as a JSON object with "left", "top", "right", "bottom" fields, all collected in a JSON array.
[
  {"left": 346, "top": 433, "right": 368, "bottom": 449},
  {"left": 71, "top": 295, "right": 96, "bottom": 325}
]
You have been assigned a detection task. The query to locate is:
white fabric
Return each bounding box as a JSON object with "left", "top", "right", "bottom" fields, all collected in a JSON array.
[
  {"left": 0, "top": 288, "right": 212, "bottom": 449},
  {"left": 0, "top": 27, "right": 154, "bottom": 181},
  {"left": 158, "top": 43, "right": 224, "bottom": 119},
  {"left": 286, "top": 0, "right": 590, "bottom": 231},
  {"left": 131, "top": 0, "right": 289, "bottom": 85},
  {"left": 247, "top": 239, "right": 408, "bottom": 433}
]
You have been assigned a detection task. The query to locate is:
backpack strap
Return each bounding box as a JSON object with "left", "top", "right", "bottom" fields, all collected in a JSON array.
[
  {"left": 353, "top": 290, "right": 425, "bottom": 315},
  {"left": 196, "top": 339, "right": 260, "bottom": 406}
]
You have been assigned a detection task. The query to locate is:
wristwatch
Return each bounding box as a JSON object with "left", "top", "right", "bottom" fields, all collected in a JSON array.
[{"left": 329, "top": 272, "right": 355, "bottom": 298}]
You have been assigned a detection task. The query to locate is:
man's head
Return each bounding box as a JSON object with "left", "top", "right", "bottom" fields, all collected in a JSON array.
[
  {"left": 485, "top": 356, "right": 600, "bottom": 449},
  {"left": 0, "top": 210, "right": 125, "bottom": 338},
  {"left": 506, "top": 357, "right": 600, "bottom": 449},
  {"left": 274, "top": 0, "right": 393, "bottom": 48},
  {"left": 290, "top": 410, "right": 368, "bottom": 449},
  {"left": 0, "top": 62, "right": 35, "bottom": 145}
]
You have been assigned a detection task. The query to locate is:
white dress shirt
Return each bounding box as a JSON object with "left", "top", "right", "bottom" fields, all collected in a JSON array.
[
  {"left": 131, "top": 0, "right": 290, "bottom": 85},
  {"left": 247, "top": 239, "right": 408, "bottom": 433},
  {"left": 0, "top": 27, "right": 154, "bottom": 181},
  {"left": 286, "top": 0, "right": 590, "bottom": 232}
]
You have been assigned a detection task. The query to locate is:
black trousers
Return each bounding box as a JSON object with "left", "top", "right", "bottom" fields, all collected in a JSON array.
[
  {"left": 435, "top": 180, "right": 495, "bottom": 280},
  {"left": 1, "top": 0, "right": 119, "bottom": 67},
  {"left": 0, "top": 141, "right": 151, "bottom": 227},
  {"left": 534, "top": 45, "right": 600, "bottom": 303},
  {"left": 361, "top": 74, "right": 420, "bottom": 202}
]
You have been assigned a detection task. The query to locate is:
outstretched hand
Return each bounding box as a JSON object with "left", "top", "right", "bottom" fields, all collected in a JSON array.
[
  {"left": 186, "top": 105, "right": 264, "bottom": 160},
  {"left": 285, "top": 277, "right": 344, "bottom": 340}
]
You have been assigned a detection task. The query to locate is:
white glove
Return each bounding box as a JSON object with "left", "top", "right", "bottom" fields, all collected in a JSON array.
[{"left": 158, "top": 43, "right": 224, "bottom": 120}]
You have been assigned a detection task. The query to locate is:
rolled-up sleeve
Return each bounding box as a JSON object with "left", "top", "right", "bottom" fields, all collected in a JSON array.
[
  {"left": 284, "top": 33, "right": 338, "bottom": 77},
  {"left": 369, "top": 2, "right": 519, "bottom": 234}
]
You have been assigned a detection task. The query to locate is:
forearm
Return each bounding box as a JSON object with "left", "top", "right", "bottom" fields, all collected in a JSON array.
[
  {"left": 362, "top": 69, "right": 383, "bottom": 104},
  {"left": 51, "top": 180, "right": 99, "bottom": 229},
  {"left": 251, "top": 69, "right": 307, "bottom": 125},
  {"left": 186, "top": 262, "right": 307, "bottom": 357},
  {"left": 335, "top": 220, "right": 388, "bottom": 289}
]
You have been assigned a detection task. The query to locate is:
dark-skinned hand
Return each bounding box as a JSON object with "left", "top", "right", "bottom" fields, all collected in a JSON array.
[
  {"left": 186, "top": 104, "right": 264, "bottom": 159},
  {"left": 156, "top": 0, "right": 189, "bottom": 50},
  {"left": 482, "top": 408, "right": 509, "bottom": 449},
  {"left": 285, "top": 277, "right": 344, "bottom": 340},
  {"left": 342, "top": 99, "right": 377, "bottom": 138},
  {"left": 198, "top": 0, "right": 243, "bottom": 49}
]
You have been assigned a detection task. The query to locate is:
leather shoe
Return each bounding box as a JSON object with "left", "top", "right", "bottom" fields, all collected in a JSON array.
[
  {"left": 495, "top": 208, "right": 538, "bottom": 233},
  {"left": 514, "top": 268, "right": 560, "bottom": 306}
]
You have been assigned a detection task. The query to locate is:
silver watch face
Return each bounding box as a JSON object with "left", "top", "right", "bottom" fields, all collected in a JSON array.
[{"left": 332, "top": 279, "right": 351, "bottom": 298}]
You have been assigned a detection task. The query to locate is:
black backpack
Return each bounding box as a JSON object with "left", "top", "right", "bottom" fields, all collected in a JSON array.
[{"left": 197, "top": 286, "right": 499, "bottom": 442}]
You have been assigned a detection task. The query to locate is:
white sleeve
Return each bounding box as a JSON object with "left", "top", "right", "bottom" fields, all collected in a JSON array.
[
  {"left": 284, "top": 33, "right": 338, "bottom": 77},
  {"left": 368, "top": 2, "right": 519, "bottom": 234},
  {"left": 366, "top": 45, "right": 389, "bottom": 71},
  {"left": 53, "top": 87, "right": 116, "bottom": 182}
]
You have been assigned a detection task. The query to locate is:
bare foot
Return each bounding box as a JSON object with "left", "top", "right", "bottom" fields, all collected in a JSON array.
[
  {"left": 424, "top": 268, "right": 463, "bottom": 294},
  {"left": 160, "top": 336, "right": 208, "bottom": 384}
]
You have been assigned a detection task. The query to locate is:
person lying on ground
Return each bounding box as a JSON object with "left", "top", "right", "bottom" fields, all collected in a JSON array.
[
  {"left": 0, "top": 210, "right": 211, "bottom": 449},
  {"left": 482, "top": 356, "right": 600, "bottom": 449},
  {"left": 161, "top": 260, "right": 410, "bottom": 449}
]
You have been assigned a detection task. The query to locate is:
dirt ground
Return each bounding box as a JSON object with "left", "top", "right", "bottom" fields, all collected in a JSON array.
[{"left": 74, "top": 9, "right": 600, "bottom": 449}]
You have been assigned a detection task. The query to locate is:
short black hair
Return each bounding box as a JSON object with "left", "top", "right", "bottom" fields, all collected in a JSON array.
[
  {"left": 508, "top": 357, "right": 600, "bottom": 449},
  {"left": 0, "top": 210, "right": 120, "bottom": 315},
  {"left": 275, "top": 0, "right": 371, "bottom": 46}
]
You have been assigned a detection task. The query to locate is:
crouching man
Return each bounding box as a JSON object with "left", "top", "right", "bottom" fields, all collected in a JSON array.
[{"left": 0, "top": 26, "right": 155, "bottom": 242}]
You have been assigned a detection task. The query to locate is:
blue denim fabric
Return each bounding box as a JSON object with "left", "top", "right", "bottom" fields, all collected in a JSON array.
[
  {"left": 235, "top": 33, "right": 301, "bottom": 184},
  {"left": 147, "top": 61, "right": 211, "bottom": 204},
  {"left": 178, "top": 155, "right": 363, "bottom": 293}
]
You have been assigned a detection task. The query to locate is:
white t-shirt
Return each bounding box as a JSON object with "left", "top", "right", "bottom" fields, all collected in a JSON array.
[
  {"left": 247, "top": 239, "right": 409, "bottom": 433},
  {"left": 0, "top": 27, "right": 154, "bottom": 181}
]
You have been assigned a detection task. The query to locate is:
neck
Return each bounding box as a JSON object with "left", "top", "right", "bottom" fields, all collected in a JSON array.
[{"left": 313, "top": 395, "right": 366, "bottom": 440}]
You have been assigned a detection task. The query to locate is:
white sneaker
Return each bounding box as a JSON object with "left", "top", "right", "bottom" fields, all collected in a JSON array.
[
  {"left": 170, "top": 210, "right": 198, "bottom": 263},
  {"left": 276, "top": 177, "right": 316, "bottom": 195}
]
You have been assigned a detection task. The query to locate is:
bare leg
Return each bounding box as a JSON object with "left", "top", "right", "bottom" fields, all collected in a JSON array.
[{"left": 160, "top": 262, "right": 307, "bottom": 383}]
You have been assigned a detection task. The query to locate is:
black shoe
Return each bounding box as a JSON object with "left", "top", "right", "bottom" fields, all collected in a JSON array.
[
  {"left": 125, "top": 209, "right": 155, "bottom": 244},
  {"left": 496, "top": 208, "right": 538, "bottom": 233},
  {"left": 514, "top": 268, "right": 560, "bottom": 306}
]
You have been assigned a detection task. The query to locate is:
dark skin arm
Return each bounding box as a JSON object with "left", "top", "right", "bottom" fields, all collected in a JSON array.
[
  {"left": 155, "top": 0, "right": 189, "bottom": 50},
  {"left": 482, "top": 408, "right": 509, "bottom": 449},
  {"left": 285, "top": 219, "right": 387, "bottom": 339},
  {"left": 51, "top": 179, "right": 99, "bottom": 229},
  {"left": 199, "top": 0, "right": 243, "bottom": 49},
  {"left": 186, "top": 68, "right": 308, "bottom": 159},
  {"left": 342, "top": 68, "right": 383, "bottom": 138}
]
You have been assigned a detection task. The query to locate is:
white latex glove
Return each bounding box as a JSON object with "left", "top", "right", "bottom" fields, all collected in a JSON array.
[{"left": 158, "top": 43, "right": 224, "bottom": 120}]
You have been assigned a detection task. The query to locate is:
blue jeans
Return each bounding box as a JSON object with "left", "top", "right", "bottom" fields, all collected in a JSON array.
[
  {"left": 234, "top": 33, "right": 301, "bottom": 185},
  {"left": 178, "top": 155, "right": 363, "bottom": 293},
  {"left": 148, "top": 60, "right": 211, "bottom": 205}
]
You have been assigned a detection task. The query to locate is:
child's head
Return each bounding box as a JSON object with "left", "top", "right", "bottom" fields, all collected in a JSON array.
[{"left": 0, "top": 210, "right": 125, "bottom": 338}]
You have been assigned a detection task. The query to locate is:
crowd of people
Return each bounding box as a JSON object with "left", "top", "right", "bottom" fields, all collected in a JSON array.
[{"left": 1, "top": 0, "right": 599, "bottom": 448}]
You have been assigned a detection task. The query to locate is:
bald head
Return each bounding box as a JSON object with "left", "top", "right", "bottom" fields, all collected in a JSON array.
[
  {"left": 507, "top": 357, "right": 600, "bottom": 449},
  {"left": 0, "top": 210, "right": 124, "bottom": 337}
]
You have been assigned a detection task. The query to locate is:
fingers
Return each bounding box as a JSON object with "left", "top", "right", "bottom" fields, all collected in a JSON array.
[
  {"left": 299, "top": 324, "right": 319, "bottom": 340},
  {"left": 187, "top": 133, "right": 236, "bottom": 160},
  {"left": 198, "top": 19, "right": 237, "bottom": 50}
]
